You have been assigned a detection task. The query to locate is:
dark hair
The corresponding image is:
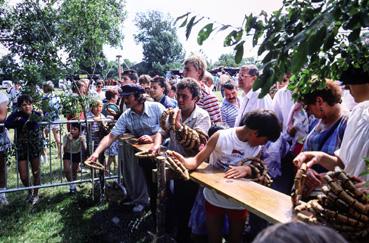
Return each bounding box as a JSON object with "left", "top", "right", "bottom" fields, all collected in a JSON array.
[
  {"left": 122, "top": 69, "right": 138, "bottom": 82},
  {"left": 300, "top": 80, "right": 342, "bottom": 106},
  {"left": 17, "top": 94, "right": 33, "bottom": 107},
  {"left": 176, "top": 78, "right": 201, "bottom": 99},
  {"left": 223, "top": 81, "right": 236, "bottom": 90},
  {"left": 240, "top": 110, "right": 281, "bottom": 142},
  {"left": 134, "top": 93, "right": 146, "bottom": 103},
  {"left": 70, "top": 122, "right": 84, "bottom": 132},
  {"left": 96, "top": 80, "right": 104, "bottom": 86},
  {"left": 151, "top": 76, "right": 169, "bottom": 95},
  {"left": 253, "top": 222, "right": 348, "bottom": 243},
  {"left": 105, "top": 89, "right": 118, "bottom": 100},
  {"left": 169, "top": 80, "right": 177, "bottom": 93},
  {"left": 208, "top": 123, "right": 228, "bottom": 137}
]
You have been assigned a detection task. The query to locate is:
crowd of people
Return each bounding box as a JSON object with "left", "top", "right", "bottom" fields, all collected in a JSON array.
[{"left": 0, "top": 54, "right": 368, "bottom": 243}]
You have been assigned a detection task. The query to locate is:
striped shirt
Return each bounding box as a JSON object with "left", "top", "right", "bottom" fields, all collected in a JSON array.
[
  {"left": 221, "top": 98, "right": 240, "bottom": 128},
  {"left": 111, "top": 101, "right": 165, "bottom": 137},
  {"left": 197, "top": 84, "right": 222, "bottom": 124}
]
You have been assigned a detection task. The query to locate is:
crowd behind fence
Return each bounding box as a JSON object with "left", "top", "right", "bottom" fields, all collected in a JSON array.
[{"left": 0, "top": 119, "right": 118, "bottom": 195}]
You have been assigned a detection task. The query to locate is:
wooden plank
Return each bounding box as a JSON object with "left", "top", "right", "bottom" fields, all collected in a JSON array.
[
  {"left": 190, "top": 163, "right": 293, "bottom": 224},
  {"left": 118, "top": 135, "right": 294, "bottom": 224}
]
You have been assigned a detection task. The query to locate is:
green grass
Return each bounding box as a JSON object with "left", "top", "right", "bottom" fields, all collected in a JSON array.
[
  {"left": 0, "top": 184, "right": 107, "bottom": 243},
  {"left": 0, "top": 128, "right": 108, "bottom": 242}
]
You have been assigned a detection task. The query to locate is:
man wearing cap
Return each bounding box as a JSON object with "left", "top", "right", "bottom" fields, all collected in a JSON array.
[
  {"left": 89, "top": 83, "right": 165, "bottom": 213},
  {"left": 294, "top": 67, "right": 369, "bottom": 185}
]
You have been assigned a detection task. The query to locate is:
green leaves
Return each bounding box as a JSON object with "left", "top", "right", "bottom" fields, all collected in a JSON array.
[
  {"left": 197, "top": 23, "right": 214, "bottom": 45},
  {"left": 234, "top": 41, "right": 245, "bottom": 64},
  {"left": 224, "top": 30, "right": 243, "bottom": 47}
]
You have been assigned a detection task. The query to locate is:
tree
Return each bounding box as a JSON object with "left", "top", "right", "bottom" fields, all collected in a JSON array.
[
  {"left": 176, "top": 0, "right": 369, "bottom": 98},
  {"left": 0, "top": 54, "right": 19, "bottom": 81},
  {"left": 58, "top": 0, "right": 127, "bottom": 75},
  {"left": 0, "top": 0, "right": 127, "bottom": 84},
  {"left": 213, "top": 53, "right": 261, "bottom": 69},
  {"left": 134, "top": 10, "right": 184, "bottom": 76}
]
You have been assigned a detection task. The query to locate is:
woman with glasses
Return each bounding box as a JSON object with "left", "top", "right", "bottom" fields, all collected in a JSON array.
[{"left": 296, "top": 79, "right": 348, "bottom": 198}]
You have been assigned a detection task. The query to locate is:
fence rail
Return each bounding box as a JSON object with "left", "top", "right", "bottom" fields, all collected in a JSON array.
[{"left": 0, "top": 118, "right": 117, "bottom": 195}]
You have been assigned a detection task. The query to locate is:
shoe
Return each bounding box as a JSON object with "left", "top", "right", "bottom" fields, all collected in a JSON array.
[
  {"left": 69, "top": 183, "right": 77, "bottom": 194},
  {"left": 132, "top": 204, "right": 145, "bottom": 213},
  {"left": 69, "top": 188, "right": 77, "bottom": 194},
  {"left": 0, "top": 194, "right": 9, "bottom": 206},
  {"left": 30, "top": 195, "right": 39, "bottom": 206},
  {"left": 25, "top": 193, "right": 33, "bottom": 203}
]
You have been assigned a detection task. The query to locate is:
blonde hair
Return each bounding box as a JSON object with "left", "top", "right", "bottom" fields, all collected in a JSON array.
[
  {"left": 184, "top": 55, "right": 207, "bottom": 80},
  {"left": 91, "top": 99, "right": 103, "bottom": 108}
]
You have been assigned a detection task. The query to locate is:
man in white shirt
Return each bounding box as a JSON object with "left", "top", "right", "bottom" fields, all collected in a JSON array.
[{"left": 234, "top": 65, "right": 273, "bottom": 127}]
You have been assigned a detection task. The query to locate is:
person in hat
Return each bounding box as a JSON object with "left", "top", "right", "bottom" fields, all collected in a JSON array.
[
  {"left": 294, "top": 67, "right": 369, "bottom": 185},
  {"left": 88, "top": 83, "right": 166, "bottom": 213}
]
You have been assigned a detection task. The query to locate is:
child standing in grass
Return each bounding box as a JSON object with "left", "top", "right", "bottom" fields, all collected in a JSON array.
[
  {"left": 62, "top": 123, "right": 86, "bottom": 193},
  {"left": 5, "top": 94, "right": 43, "bottom": 205}
]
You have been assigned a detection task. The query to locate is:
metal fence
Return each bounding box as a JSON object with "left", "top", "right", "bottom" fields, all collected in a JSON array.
[{"left": 0, "top": 119, "right": 118, "bottom": 196}]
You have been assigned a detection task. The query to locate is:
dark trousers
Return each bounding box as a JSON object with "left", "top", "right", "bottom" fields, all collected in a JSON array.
[{"left": 172, "top": 179, "right": 199, "bottom": 243}]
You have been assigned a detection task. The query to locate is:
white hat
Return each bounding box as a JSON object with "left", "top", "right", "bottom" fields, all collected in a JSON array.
[{"left": 0, "top": 93, "right": 9, "bottom": 105}]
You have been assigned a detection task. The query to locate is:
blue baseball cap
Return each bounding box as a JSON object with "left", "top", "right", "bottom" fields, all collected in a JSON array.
[{"left": 120, "top": 83, "right": 145, "bottom": 96}]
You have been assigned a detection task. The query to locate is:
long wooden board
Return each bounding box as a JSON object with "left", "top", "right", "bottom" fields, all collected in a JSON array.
[
  {"left": 119, "top": 135, "right": 293, "bottom": 224},
  {"left": 191, "top": 163, "right": 293, "bottom": 224}
]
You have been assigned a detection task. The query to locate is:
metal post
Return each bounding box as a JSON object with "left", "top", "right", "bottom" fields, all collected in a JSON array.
[{"left": 116, "top": 55, "right": 122, "bottom": 81}]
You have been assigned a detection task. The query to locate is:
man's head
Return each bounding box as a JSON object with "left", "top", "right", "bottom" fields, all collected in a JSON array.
[
  {"left": 95, "top": 80, "right": 104, "bottom": 91},
  {"left": 150, "top": 76, "right": 168, "bottom": 100},
  {"left": 42, "top": 80, "right": 54, "bottom": 93},
  {"left": 120, "top": 83, "right": 145, "bottom": 108},
  {"left": 183, "top": 55, "right": 207, "bottom": 81},
  {"left": 240, "top": 109, "right": 281, "bottom": 146},
  {"left": 340, "top": 67, "right": 369, "bottom": 103},
  {"left": 223, "top": 81, "right": 238, "bottom": 104},
  {"left": 138, "top": 74, "right": 152, "bottom": 94},
  {"left": 202, "top": 71, "right": 214, "bottom": 88},
  {"left": 121, "top": 69, "right": 138, "bottom": 86},
  {"left": 238, "top": 64, "right": 259, "bottom": 92},
  {"left": 176, "top": 78, "right": 201, "bottom": 113}
]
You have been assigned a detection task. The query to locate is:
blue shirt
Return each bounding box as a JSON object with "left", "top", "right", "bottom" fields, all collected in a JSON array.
[
  {"left": 159, "top": 95, "right": 177, "bottom": 108},
  {"left": 221, "top": 98, "right": 239, "bottom": 128},
  {"left": 111, "top": 101, "right": 165, "bottom": 137},
  {"left": 303, "top": 115, "right": 348, "bottom": 172}
]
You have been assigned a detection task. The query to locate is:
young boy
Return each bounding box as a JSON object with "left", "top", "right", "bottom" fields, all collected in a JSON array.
[
  {"left": 172, "top": 110, "right": 281, "bottom": 243},
  {"left": 63, "top": 123, "right": 86, "bottom": 193}
]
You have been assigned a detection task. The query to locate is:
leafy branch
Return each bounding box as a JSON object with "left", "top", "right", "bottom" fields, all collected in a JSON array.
[{"left": 176, "top": 0, "right": 369, "bottom": 97}]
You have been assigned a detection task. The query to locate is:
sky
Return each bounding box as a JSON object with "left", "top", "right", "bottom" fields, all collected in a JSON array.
[
  {"left": 0, "top": 0, "right": 283, "bottom": 64},
  {"left": 104, "top": 0, "right": 283, "bottom": 63}
]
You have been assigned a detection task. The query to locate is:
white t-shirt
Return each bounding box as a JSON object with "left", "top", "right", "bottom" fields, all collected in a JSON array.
[
  {"left": 203, "top": 128, "right": 261, "bottom": 209},
  {"left": 273, "top": 87, "right": 294, "bottom": 133},
  {"left": 337, "top": 101, "right": 369, "bottom": 181},
  {"left": 234, "top": 89, "right": 273, "bottom": 127}
]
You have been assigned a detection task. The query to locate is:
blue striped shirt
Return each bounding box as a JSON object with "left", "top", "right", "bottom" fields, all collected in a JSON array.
[
  {"left": 111, "top": 101, "right": 165, "bottom": 137},
  {"left": 221, "top": 98, "right": 240, "bottom": 128}
]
